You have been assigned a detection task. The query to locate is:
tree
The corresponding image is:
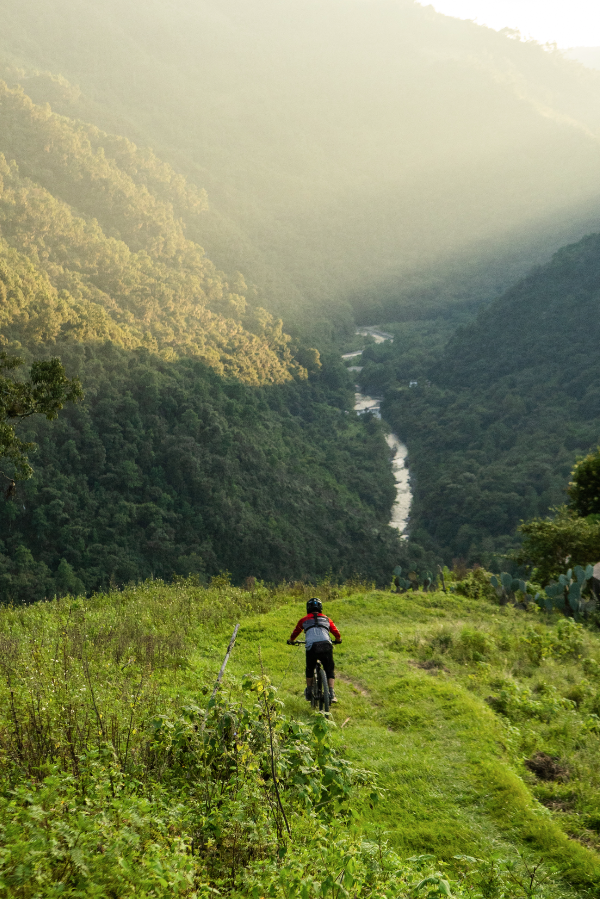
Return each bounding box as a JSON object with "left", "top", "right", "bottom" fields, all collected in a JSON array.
[
  {"left": 568, "top": 447, "right": 600, "bottom": 516},
  {"left": 0, "top": 351, "right": 82, "bottom": 483},
  {"left": 517, "top": 506, "right": 600, "bottom": 584}
]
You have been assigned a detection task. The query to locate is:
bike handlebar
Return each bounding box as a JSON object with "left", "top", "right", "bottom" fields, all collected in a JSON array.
[{"left": 288, "top": 640, "right": 341, "bottom": 646}]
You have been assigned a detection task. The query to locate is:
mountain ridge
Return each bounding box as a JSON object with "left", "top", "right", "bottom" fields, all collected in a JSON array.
[
  {"left": 0, "top": 80, "right": 304, "bottom": 384},
  {"left": 4, "top": 1, "right": 600, "bottom": 326}
]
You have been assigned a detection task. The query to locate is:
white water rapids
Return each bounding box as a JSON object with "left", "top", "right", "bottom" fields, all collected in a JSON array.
[{"left": 342, "top": 328, "right": 412, "bottom": 536}]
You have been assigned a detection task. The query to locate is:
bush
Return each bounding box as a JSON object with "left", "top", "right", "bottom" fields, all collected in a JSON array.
[
  {"left": 568, "top": 447, "right": 600, "bottom": 516},
  {"left": 518, "top": 507, "right": 600, "bottom": 584},
  {"left": 451, "top": 567, "right": 496, "bottom": 601},
  {"left": 453, "top": 628, "right": 494, "bottom": 663}
]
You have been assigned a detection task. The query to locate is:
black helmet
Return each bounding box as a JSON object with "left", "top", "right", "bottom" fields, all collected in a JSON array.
[{"left": 306, "top": 597, "right": 322, "bottom": 614}]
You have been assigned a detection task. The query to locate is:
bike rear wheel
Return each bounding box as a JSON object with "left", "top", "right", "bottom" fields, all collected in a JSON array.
[
  {"left": 311, "top": 667, "right": 319, "bottom": 709},
  {"left": 318, "top": 666, "right": 330, "bottom": 712}
]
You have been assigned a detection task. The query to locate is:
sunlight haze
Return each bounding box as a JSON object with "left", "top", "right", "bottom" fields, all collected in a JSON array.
[{"left": 422, "top": 0, "right": 600, "bottom": 47}]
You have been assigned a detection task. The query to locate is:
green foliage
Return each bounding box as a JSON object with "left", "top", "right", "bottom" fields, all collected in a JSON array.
[
  {"left": 491, "top": 566, "right": 598, "bottom": 619},
  {"left": 490, "top": 572, "right": 530, "bottom": 605},
  {"left": 0, "top": 343, "right": 401, "bottom": 600},
  {"left": 0, "top": 81, "right": 406, "bottom": 595},
  {"left": 392, "top": 565, "right": 435, "bottom": 593},
  {"left": 518, "top": 508, "right": 600, "bottom": 584},
  {"left": 0, "top": 350, "right": 82, "bottom": 480},
  {"left": 1, "top": 580, "right": 599, "bottom": 896},
  {"left": 0, "top": 82, "right": 305, "bottom": 385},
  {"left": 540, "top": 566, "right": 597, "bottom": 617},
  {"left": 378, "top": 233, "right": 600, "bottom": 566},
  {"left": 0, "top": 686, "right": 381, "bottom": 897},
  {"left": 568, "top": 447, "right": 600, "bottom": 516},
  {"left": 0, "top": 582, "right": 490, "bottom": 899},
  {"left": 451, "top": 566, "right": 496, "bottom": 601},
  {"left": 486, "top": 679, "right": 577, "bottom": 723},
  {"left": 520, "top": 619, "right": 587, "bottom": 666}
]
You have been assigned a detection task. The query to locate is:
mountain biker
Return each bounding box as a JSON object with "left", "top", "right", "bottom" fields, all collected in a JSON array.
[{"left": 287, "top": 597, "right": 341, "bottom": 703}]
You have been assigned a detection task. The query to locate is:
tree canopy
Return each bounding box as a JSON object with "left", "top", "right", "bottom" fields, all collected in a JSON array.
[
  {"left": 354, "top": 232, "right": 600, "bottom": 566},
  {"left": 568, "top": 447, "right": 600, "bottom": 517},
  {"left": 0, "top": 351, "right": 82, "bottom": 482}
]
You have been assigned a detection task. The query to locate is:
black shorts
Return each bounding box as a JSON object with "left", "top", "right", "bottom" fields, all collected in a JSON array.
[{"left": 306, "top": 641, "right": 335, "bottom": 679}]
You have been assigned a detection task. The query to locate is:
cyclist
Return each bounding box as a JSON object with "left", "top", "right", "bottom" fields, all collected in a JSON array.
[{"left": 287, "top": 597, "right": 341, "bottom": 703}]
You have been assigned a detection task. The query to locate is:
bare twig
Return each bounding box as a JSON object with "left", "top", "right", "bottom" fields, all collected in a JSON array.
[
  {"left": 82, "top": 646, "right": 106, "bottom": 741},
  {"left": 201, "top": 623, "right": 240, "bottom": 737},
  {"left": 210, "top": 623, "right": 240, "bottom": 703},
  {"left": 122, "top": 673, "right": 145, "bottom": 771},
  {"left": 259, "top": 646, "right": 291, "bottom": 838}
]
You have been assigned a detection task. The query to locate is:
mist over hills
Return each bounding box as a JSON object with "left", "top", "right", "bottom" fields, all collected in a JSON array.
[
  {"left": 0, "top": 80, "right": 301, "bottom": 383},
  {"left": 3, "top": 1, "right": 600, "bottom": 328},
  {"left": 4, "top": 0, "right": 600, "bottom": 589},
  {"left": 564, "top": 47, "right": 600, "bottom": 71},
  {"left": 0, "top": 78, "right": 402, "bottom": 599}
]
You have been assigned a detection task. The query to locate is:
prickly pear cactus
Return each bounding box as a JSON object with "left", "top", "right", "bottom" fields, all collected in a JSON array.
[
  {"left": 491, "top": 565, "right": 597, "bottom": 617},
  {"left": 490, "top": 573, "right": 532, "bottom": 606},
  {"left": 536, "top": 564, "right": 596, "bottom": 617}
]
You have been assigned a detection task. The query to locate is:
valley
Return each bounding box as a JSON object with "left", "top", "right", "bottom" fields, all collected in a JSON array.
[
  {"left": 2, "top": 2, "right": 600, "bottom": 893},
  {"left": 343, "top": 330, "right": 412, "bottom": 536}
]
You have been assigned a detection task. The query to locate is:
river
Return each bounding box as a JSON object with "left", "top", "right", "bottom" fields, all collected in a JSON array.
[{"left": 342, "top": 328, "right": 412, "bottom": 536}]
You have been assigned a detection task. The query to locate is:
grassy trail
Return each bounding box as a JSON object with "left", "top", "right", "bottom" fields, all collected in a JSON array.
[{"left": 190, "top": 588, "right": 600, "bottom": 892}]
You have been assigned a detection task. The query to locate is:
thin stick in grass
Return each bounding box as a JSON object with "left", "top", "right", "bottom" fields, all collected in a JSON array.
[{"left": 258, "top": 645, "right": 291, "bottom": 838}]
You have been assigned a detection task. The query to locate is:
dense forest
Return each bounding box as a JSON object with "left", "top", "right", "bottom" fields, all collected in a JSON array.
[
  {"left": 5, "top": 1, "right": 600, "bottom": 591},
  {"left": 356, "top": 234, "right": 600, "bottom": 565},
  {"left": 0, "top": 343, "right": 400, "bottom": 600},
  {"left": 0, "top": 81, "right": 402, "bottom": 601},
  {"left": 3, "top": 1, "right": 600, "bottom": 330},
  {"left": 4, "top": 4, "right": 600, "bottom": 894},
  {"left": 0, "top": 82, "right": 301, "bottom": 383}
]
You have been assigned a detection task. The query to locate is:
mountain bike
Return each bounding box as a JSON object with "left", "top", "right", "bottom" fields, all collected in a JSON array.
[{"left": 290, "top": 641, "right": 330, "bottom": 712}]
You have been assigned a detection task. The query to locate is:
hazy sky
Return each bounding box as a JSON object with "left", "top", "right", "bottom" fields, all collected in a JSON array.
[{"left": 422, "top": 1, "right": 600, "bottom": 48}]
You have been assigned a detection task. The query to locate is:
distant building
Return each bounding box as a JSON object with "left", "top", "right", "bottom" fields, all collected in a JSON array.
[{"left": 409, "top": 380, "right": 418, "bottom": 388}]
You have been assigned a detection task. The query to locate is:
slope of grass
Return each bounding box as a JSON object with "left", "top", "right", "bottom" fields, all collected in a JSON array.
[
  {"left": 221, "top": 588, "right": 600, "bottom": 894},
  {"left": 1, "top": 578, "right": 600, "bottom": 896}
]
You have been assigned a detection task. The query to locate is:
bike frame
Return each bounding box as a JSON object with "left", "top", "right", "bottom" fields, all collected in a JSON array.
[{"left": 290, "top": 640, "right": 331, "bottom": 712}]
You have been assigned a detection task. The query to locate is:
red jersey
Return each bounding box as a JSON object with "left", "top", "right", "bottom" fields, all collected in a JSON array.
[{"left": 290, "top": 613, "right": 341, "bottom": 648}]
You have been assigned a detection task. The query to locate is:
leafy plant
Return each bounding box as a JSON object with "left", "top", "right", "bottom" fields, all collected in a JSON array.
[
  {"left": 0, "top": 350, "right": 82, "bottom": 481},
  {"left": 538, "top": 565, "right": 597, "bottom": 617},
  {"left": 568, "top": 447, "right": 600, "bottom": 516},
  {"left": 490, "top": 573, "right": 531, "bottom": 606},
  {"left": 518, "top": 508, "right": 600, "bottom": 585},
  {"left": 393, "top": 566, "right": 435, "bottom": 593},
  {"left": 490, "top": 566, "right": 598, "bottom": 618}
]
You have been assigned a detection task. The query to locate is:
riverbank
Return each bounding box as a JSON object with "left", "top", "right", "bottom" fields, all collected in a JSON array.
[{"left": 342, "top": 329, "right": 412, "bottom": 535}]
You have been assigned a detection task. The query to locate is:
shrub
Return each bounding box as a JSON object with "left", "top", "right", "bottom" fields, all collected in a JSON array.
[
  {"left": 452, "top": 628, "right": 494, "bottom": 663},
  {"left": 568, "top": 447, "right": 600, "bottom": 516},
  {"left": 518, "top": 507, "right": 600, "bottom": 584}
]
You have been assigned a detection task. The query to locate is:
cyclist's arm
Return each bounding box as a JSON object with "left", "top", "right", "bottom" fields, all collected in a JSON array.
[
  {"left": 289, "top": 620, "right": 304, "bottom": 642},
  {"left": 329, "top": 619, "right": 341, "bottom": 643}
]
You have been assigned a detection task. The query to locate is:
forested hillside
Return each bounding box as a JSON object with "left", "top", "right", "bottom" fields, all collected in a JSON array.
[
  {"left": 6, "top": 0, "right": 600, "bottom": 589},
  {"left": 0, "top": 344, "right": 400, "bottom": 600},
  {"left": 0, "top": 81, "right": 299, "bottom": 383},
  {"left": 0, "top": 81, "right": 402, "bottom": 600},
  {"left": 358, "top": 234, "right": 600, "bottom": 564},
  {"left": 3, "top": 1, "right": 600, "bottom": 327}
]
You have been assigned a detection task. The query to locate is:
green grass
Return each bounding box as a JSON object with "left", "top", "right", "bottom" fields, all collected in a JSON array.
[
  {"left": 2, "top": 577, "right": 600, "bottom": 896},
  {"left": 211, "top": 589, "right": 600, "bottom": 893}
]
